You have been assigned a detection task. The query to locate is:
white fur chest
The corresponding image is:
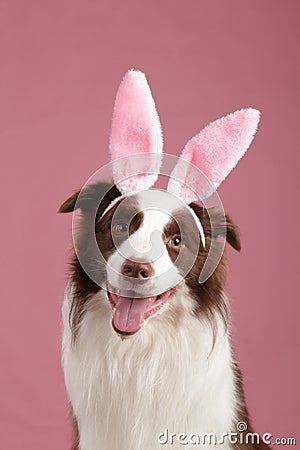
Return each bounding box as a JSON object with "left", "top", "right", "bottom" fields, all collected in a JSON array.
[{"left": 62, "top": 286, "right": 236, "bottom": 450}]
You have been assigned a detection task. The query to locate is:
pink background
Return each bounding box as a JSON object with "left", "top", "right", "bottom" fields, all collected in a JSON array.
[{"left": 1, "top": 1, "right": 299, "bottom": 448}]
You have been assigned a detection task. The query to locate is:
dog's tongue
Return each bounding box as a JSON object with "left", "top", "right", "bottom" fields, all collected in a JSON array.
[{"left": 112, "top": 296, "right": 149, "bottom": 334}]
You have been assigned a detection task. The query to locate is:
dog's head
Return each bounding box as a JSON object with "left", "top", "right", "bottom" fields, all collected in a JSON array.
[
  {"left": 60, "top": 69, "right": 260, "bottom": 339},
  {"left": 60, "top": 183, "right": 240, "bottom": 337}
]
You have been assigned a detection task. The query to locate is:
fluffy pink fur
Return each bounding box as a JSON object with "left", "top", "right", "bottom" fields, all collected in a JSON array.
[
  {"left": 167, "top": 108, "right": 261, "bottom": 202},
  {"left": 109, "top": 69, "right": 163, "bottom": 194}
]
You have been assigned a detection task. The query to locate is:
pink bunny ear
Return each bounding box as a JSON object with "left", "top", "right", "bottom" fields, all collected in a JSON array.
[
  {"left": 167, "top": 108, "right": 261, "bottom": 202},
  {"left": 109, "top": 69, "right": 163, "bottom": 195}
]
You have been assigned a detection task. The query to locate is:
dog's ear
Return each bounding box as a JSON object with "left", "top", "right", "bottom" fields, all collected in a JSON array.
[
  {"left": 224, "top": 213, "right": 241, "bottom": 251},
  {"left": 59, "top": 191, "right": 80, "bottom": 213},
  {"left": 189, "top": 204, "right": 241, "bottom": 252},
  {"left": 59, "top": 183, "right": 121, "bottom": 216}
]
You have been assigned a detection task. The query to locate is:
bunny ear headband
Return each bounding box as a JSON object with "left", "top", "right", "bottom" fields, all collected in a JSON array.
[{"left": 108, "top": 68, "right": 260, "bottom": 208}]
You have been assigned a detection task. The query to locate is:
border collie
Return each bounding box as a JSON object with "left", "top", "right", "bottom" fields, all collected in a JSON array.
[{"left": 60, "top": 70, "right": 270, "bottom": 450}]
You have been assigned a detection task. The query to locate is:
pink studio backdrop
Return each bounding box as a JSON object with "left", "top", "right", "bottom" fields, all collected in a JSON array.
[{"left": 1, "top": 1, "right": 299, "bottom": 448}]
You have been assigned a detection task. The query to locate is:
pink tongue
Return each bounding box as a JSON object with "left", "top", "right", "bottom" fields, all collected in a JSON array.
[{"left": 112, "top": 296, "right": 149, "bottom": 334}]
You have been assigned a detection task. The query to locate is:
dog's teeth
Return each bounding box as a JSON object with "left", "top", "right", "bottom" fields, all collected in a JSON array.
[{"left": 147, "top": 296, "right": 156, "bottom": 306}]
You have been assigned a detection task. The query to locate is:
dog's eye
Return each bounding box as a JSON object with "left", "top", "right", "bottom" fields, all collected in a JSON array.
[
  {"left": 112, "top": 223, "right": 128, "bottom": 234},
  {"left": 173, "top": 236, "right": 181, "bottom": 246},
  {"left": 168, "top": 235, "right": 182, "bottom": 249}
]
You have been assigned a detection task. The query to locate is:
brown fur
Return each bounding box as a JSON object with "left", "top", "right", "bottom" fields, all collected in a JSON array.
[
  {"left": 185, "top": 204, "right": 241, "bottom": 330},
  {"left": 161, "top": 204, "right": 240, "bottom": 341}
]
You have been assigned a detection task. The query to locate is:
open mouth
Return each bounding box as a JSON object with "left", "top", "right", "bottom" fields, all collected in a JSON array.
[{"left": 107, "top": 286, "right": 173, "bottom": 336}]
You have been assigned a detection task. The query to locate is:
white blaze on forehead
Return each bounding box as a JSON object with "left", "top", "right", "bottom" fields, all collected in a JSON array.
[
  {"left": 131, "top": 190, "right": 172, "bottom": 252},
  {"left": 128, "top": 209, "right": 168, "bottom": 255},
  {"left": 130, "top": 205, "right": 180, "bottom": 293}
]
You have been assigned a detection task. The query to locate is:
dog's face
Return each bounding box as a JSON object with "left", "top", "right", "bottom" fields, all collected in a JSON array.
[{"left": 60, "top": 183, "right": 241, "bottom": 338}]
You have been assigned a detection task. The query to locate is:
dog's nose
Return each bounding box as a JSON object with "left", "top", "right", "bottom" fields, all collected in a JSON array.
[{"left": 121, "top": 260, "right": 154, "bottom": 279}]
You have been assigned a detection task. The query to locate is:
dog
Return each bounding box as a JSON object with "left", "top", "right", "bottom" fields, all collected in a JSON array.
[{"left": 60, "top": 70, "right": 271, "bottom": 449}]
